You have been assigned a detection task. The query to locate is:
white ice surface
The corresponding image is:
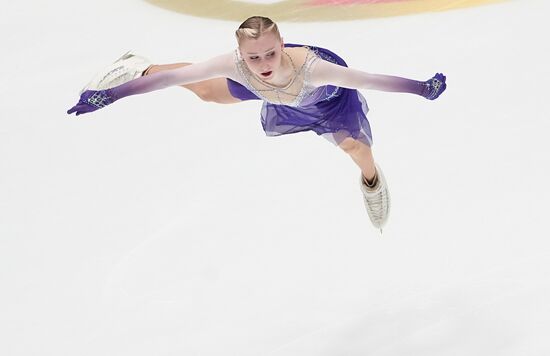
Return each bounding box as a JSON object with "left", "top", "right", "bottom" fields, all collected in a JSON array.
[{"left": 1, "top": 0, "right": 550, "bottom": 355}]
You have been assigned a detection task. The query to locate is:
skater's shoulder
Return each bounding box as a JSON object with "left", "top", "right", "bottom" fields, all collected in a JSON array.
[
  {"left": 217, "top": 51, "right": 241, "bottom": 79},
  {"left": 195, "top": 51, "right": 238, "bottom": 79},
  {"left": 204, "top": 51, "right": 235, "bottom": 66}
]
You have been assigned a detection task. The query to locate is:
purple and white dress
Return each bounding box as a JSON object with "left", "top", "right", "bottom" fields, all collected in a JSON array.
[
  {"left": 226, "top": 43, "right": 373, "bottom": 147},
  {"left": 70, "top": 44, "right": 446, "bottom": 125}
]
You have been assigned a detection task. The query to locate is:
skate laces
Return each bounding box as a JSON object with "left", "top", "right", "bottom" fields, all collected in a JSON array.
[
  {"left": 365, "top": 184, "right": 388, "bottom": 224},
  {"left": 97, "top": 54, "right": 147, "bottom": 89},
  {"left": 100, "top": 65, "right": 125, "bottom": 82}
]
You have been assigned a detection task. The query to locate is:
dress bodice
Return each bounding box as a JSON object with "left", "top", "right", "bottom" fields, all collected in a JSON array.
[
  {"left": 227, "top": 43, "right": 372, "bottom": 148},
  {"left": 233, "top": 45, "right": 324, "bottom": 107}
]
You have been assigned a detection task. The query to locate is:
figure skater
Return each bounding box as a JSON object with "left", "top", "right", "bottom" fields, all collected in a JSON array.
[{"left": 67, "top": 16, "right": 446, "bottom": 232}]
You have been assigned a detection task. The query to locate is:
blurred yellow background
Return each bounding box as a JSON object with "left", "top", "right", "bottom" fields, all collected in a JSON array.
[{"left": 146, "top": 0, "right": 508, "bottom": 21}]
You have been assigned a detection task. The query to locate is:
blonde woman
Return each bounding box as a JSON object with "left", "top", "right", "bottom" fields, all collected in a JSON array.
[{"left": 67, "top": 16, "right": 446, "bottom": 232}]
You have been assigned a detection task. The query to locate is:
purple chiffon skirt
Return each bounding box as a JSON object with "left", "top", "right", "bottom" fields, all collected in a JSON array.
[{"left": 227, "top": 44, "right": 373, "bottom": 147}]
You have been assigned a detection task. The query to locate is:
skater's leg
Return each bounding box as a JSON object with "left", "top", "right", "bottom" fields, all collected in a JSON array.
[
  {"left": 144, "top": 63, "right": 241, "bottom": 104},
  {"left": 340, "top": 137, "right": 390, "bottom": 230},
  {"left": 338, "top": 138, "right": 377, "bottom": 184}
]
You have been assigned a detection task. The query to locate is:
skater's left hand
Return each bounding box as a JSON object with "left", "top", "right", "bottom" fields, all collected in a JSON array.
[
  {"left": 67, "top": 89, "right": 117, "bottom": 116},
  {"left": 421, "top": 73, "right": 447, "bottom": 100}
]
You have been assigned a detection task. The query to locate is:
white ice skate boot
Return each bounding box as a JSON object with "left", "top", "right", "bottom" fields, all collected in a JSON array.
[
  {"left": 359, "top": 163, "right": 391, "bottom": 232},
  {"left": 80, "top": 51, "right": 152, "bottom": 94}
]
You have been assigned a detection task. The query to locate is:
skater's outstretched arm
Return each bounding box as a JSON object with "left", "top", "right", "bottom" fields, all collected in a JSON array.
[
  {"left": 311, "top": 59, "right": 446, "bottom": 100},
  {"left": 67, "top": 53, "right": 235, "bottom": 116}
]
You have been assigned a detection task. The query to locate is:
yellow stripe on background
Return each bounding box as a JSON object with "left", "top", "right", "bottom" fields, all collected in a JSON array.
[{"left": 145, "top": 0, "right": 509, "bottom": 22}]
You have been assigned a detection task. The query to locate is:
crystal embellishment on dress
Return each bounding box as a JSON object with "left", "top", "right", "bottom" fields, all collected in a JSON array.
[{"left": 234, "top": 46, "right": 319, "bottom": 107}]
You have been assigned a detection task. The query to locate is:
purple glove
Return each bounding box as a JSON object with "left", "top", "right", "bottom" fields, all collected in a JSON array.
[
  {"left": 421, "top": 73, "right": 446, "bottom": 100},
  {"left": 67, "top": 89, "right": 118, "bottom": 116}
]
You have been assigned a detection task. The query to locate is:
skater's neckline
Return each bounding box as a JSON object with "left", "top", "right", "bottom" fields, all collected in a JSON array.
[{"left": 234, "top": 46, "right": 319, "bottom": 107}]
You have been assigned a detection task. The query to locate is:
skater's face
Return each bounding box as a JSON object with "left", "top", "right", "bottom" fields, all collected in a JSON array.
[{"left": 239, "top": 32, "right": 284, "bottom": 81}]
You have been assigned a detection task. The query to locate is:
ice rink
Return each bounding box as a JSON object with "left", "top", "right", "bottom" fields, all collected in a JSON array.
[{"left": 2, "top": 0, "right": 550, "bottom": 355}]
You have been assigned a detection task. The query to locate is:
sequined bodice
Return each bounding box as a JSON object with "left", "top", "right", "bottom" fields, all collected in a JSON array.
[{"left": 234, "top": 46, "right": 320, "bottom": 107}]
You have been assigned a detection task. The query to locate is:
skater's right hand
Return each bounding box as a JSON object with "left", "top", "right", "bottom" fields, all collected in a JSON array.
[{"left": 67, "top": 89, "right": 118, "bottom": 116}]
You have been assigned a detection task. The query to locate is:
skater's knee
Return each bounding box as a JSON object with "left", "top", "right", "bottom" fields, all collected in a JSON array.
[
  {"left": 194, "top": 85, "right": 229, "bottom": 104},
  {"left": 193, "top": 87, "right": 216, "bottom": 102},
  {"left": 338, "top": 138, "right": 360, "bottom": 154},
  {"left": 190, "top": 80, "right": 240, "bottom": 104}
]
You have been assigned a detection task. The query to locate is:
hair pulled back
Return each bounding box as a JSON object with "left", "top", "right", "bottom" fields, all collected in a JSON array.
[{"left": 235, "top": 16, "right": 281, "bottom": 45}]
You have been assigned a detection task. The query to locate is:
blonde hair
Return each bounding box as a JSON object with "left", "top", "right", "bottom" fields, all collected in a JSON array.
[{"left": 235, "top": 16, "right": 281, "bottom": 45}]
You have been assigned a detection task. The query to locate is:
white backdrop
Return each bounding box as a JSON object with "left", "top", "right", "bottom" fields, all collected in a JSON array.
[{"left": 1, "top": 0, "right": 549, "bottom": 355}]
